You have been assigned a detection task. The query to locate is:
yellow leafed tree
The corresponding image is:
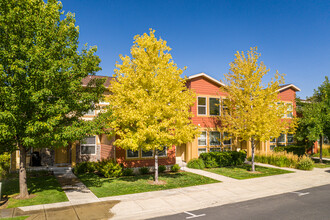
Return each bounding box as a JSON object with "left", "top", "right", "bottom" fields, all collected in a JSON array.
[
  {"left": 108, "top": 29, "right": 200, "bottom": 182},
  {"left": 220, "top": 47, "right": 297, "bottom": 171}
]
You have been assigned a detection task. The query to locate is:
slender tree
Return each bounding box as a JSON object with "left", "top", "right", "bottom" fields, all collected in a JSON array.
[
  {"left": 220, "top": 47, "right": 296, "bottom": 171},
  {"left": 0, "top": 0, "right": 104, "bottom": 198},
  {"left": 109, "top": 29, "right": 199, "bottom": 183},
  {"left": 296, "top": 77, "right": 330, "bottom": 163}
]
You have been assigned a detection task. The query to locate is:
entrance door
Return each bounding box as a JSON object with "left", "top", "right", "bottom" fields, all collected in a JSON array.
[{"left": 55, "top": 146, "right": 70, "bottom": 164}]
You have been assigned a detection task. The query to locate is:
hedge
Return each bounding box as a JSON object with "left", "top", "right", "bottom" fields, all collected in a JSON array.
[
  {"left": 273, "top": 145, "right": 306, "bottom": 156},
  {"left": 199, "top": 151, "right": 247, "bottom": 168}
]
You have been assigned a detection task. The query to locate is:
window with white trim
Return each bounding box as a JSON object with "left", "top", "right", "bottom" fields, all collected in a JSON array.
[
  {"left": 286, "top": 103, "right": 293, "bottom": 118},
  {"left": 223, "top": 132, "right": 232, "bottom": 145},
  {"left": 142, "top": 149, "right": 153, "bottom": 157},
  {"left": 127, "top": 149, "right": 139, "bottom": 158},
  {"left": 198, "top": 131, "right": 207, "bottom": 146},
  {"left": 198, "top": 148, "right": 207, "bottom": 155},
  {"left": 270, "top": 137, "right": 276, "bottom": 143},
  {"left": 210, "top": 147, "right": 221, "bottom": 152},
  {"left": 278, "top": 133, "right": 286, "bottom": 143},
  {"left": 209, "top": 131, "right": 220, "bottom": 146},
  {"left": 209, "top": 98, "right": 220, "bottom": 116},
  {"left": 197, "top": 97, "right": 207, "bottom": 115},
  {"left": 287, "top": 134, "right": 294, "bottom": 143},
  {"left": 158, "top": 147, "right": 167, "bottom": 157},
  {"left": 80, "top": 136, "right": 96, "bottom": 155}
]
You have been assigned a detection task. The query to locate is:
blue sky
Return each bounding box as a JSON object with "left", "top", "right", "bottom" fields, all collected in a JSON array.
[{"left": 63, "top": 0, "right": 330, "bottom": 99}]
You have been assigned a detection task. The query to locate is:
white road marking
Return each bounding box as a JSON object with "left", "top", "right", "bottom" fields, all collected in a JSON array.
[
  {"left": 290, "top": 191, "right": 310, "bottom": 196},
  {"left": 184, "top": 211, "right": 206, "bottom": 219}
]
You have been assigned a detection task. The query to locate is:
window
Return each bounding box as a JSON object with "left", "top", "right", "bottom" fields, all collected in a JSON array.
[
  {"left": 270, "top": 137, "right": 276, "bottom": 143},
  {"left": 210, "top": 147, "right": 221, "bottom": 152},
  {"left": 142, "top": 149, "right": 153, "bottom": 157},
  {"left": 198, "top": 131, "right": 207, "bottom": 146},
  {"left": 223, "top": 132, "right": 232, "bottom": 145},
  {"left": 209, "top": 131, "right": 220, "bottom": 146},
  {"left": 223, "top": 146, "right": 231, "bottom": 151},
  {"left": 278, "top": 133, "right": 286, "bottom": 143},
  {"left": 222, "top": 99, "right": 229, "bottom": 115},
  {"left": 85, "top": 102, "right": 95, "bottom": 116},
  {"left": 158, "top": 147, "right": 167, "bottom": 157},
  {"left": 198, "top": 148, "right": 207, "bottom": 155},
  {"left": 286, "top": 103, "right": 293, "bottom": 118},
  {"left": 80, "top": 136, "right": 96, "bottom": 155},
  {"left": 287, "top": 134, "right": 294, "bottom": 143},
  {"left": 270, "top": 145, "right": 276, "bottom": 151},
  {"left": 197, "top": 97, "right": 207, "bottom": 115},
  {"left": 209, "top": 98, "right": 220, "bottom": 116},
  {"left": 127, "top": 149, "right": 139, "bottom": 158}
]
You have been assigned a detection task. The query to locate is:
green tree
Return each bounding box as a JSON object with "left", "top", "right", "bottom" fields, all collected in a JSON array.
[
  {"left": 296, "top": 77, "right": 330, "bottom": 162},
  {"left": 220, "top": 48, "right": 296, "bottom": 171},
  {"left": 109, "top": 29, "right": 199, "bottom": 183},
  {"left": 0, "top": 0, "right": 104, "bottom": 198}
]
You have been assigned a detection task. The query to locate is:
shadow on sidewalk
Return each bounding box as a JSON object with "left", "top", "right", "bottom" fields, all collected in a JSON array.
[{"left": 0, "top": 200, "right": 120, "bottom": 220}]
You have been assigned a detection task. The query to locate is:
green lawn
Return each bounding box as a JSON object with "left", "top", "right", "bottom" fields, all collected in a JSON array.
[
  {"left": 312, "top": 159, "right": 330, "bottom": 168},
  {"left": 205, "top": 164, "right": 293, "bottom": 180},
  {"left": 1, "top": 216, "right": 29, "bottom": 220},
  {"left": 77, "top": 172, "right": 219, "bottom": 198},
  {"left": 2, "top": 171, "right": 68, "bottom": 208}
]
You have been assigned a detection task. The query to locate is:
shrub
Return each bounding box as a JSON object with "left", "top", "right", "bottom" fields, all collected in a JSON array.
[
  {"left": 158, "top": 165, "right": 166, "bottom": 173},
  {"left": 199, "top": 151, "right": 246, "bottom": 168},
  {"left": 171, "top": 164, "right": 180, "bottom": 172},
  {"left": 139, "top": 167, "right": 150, "bottom": 175},
  {"left": 296, "top": 155, "right": 314, "bottom": 170},
  {"left": 122, "top": 168, "right": 134, "bottom": 176},
  {"left": 0, "top": 153, "right": 10, "bottom": 180},
  {"left": 187, "top": 158, "right": 205, "bottom": 169},
  {"left": 274, "top": 145, "right": 306, "bottom": 156},
  {"left": 74, "top": 161, "right": 98, "bottom": 175},
  {"left": 204, "top": 158, "right": 218, "bottom": 168},
  {"left": 253, "top": 151, "right": 299, "bottom": 168},
  {"left": 98, "top": 159, "right": 123, "bottom": 178}
]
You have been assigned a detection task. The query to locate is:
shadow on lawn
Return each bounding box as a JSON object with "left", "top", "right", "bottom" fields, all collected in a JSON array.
[
  {"left": 2, "top": 171, "right": 64, "bottom": 196},
  {"left": 80, "top": 172, "right": 185, "bottom": 188}
]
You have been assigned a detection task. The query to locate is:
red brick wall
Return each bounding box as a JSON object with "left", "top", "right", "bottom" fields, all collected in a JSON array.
[
  {"left": 115, "top": 146, "right": 176, "bottom": 168},
  {"left": 101, "top": 144, "right": 115, "bottom": 160}
]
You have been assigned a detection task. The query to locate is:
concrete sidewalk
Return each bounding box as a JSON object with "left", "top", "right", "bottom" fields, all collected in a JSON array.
[
  {"left": 2, "top": 166, "right": 330, "bottom": 220},
  {"left": 106, "top": 167, "right": 330, "bottom": 220},
  {"left": 312, "top": 157, "right": 330, "bottom": 161},
  {"left": 53, "top": 167, "right": 99, "bottom": 204}
]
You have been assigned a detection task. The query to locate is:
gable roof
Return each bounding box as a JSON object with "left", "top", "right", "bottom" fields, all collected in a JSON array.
[
  {"left": 82, "top": 75, "right": 113, "bottom": 87},
  {"left": 187, "top": 72, "right": 226, "bottom": 87},
  {"left": 277, "top": 84, "right": 301, "bottom": 92}
]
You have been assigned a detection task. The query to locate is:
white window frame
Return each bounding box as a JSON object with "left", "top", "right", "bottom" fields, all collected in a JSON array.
[
  {"left": 198, "top": 131, "right": 207, "bottom": 146},
  {"left": 209, "top": 131, "right": 221, "bottom": 146},
  {"left": 287, "top": 134, "right": 294, "bottom": 143},
  {"left": 126, "top": 149, "right": 139, "bottom": 158},
  {"left": 209, "top": 97, "right": 220, "bottom": 116},
  {"left": 223, "top": 132, "right": 232, "bottom": 145},
  {"left": 210, "top": 147, "right": 221, "bottom": 152},
  {"left": 158, "top": 147, "right": 167, "bottom": 157},
  {"left": 80, "top": 136, "right": 97, "bottom": 155},
  {"left": 270, "top": 137, "right": 276, "bottom": 143},
  {"left": 286, "top": 103, "right": 293, "bottom": 118},
  {"left": 278, "top": 133, "right": 286, "bottom": 144},
  {"left": 141, "top": 149, "right": 154, "bottom": 158},
  {"left": 197, "top": 97, "right": 207, "bottom": 116},
  {"left": 198, "top": 148, "right": 207, "bottom": 155}
]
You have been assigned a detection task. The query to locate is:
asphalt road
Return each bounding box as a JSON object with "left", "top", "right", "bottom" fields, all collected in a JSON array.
[{"left": 150, "top": 184, "right": 330, "bottom": 220}]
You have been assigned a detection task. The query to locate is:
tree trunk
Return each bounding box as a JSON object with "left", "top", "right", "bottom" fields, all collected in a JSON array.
[
  {"left": 320, "top": 135, "right": 323, "bottom": 163},
  {"left": 154, "top": 150, "right": 158, "bottom": 183},
  {"left": 251, "top": 138, "right": 255, "bottom": 172},
  {"left": 19, "top": 144, "right": 29, "bottom": 198}
]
